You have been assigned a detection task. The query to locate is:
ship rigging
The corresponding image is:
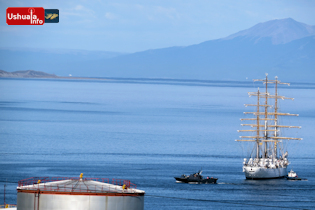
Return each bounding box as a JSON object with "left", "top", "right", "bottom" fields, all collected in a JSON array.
[{"left": 236, "top": 74, "right": 302, "bottom": 179}]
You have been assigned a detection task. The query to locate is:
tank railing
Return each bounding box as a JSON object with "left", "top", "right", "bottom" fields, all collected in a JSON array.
[
  {"left": 18, "top": 177, "right": 138, "bottom": 192},
  {"left": 18, "top": 183, "right": 138, "bottom": 194},
  {"left": 130, "top": 183, "right": 137, "bottom": 189},
  {"left": 18, "top": 177, "right": 77, "bottom": 187}
]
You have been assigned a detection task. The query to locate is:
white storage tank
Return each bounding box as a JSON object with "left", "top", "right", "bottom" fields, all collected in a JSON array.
[{"left": 17, "top": 174, "right": 145, "bottom": 210}]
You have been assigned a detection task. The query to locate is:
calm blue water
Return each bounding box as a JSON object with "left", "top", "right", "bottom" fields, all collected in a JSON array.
[{"left": 0, "top": 78, "right": 314, "bottom": 209}]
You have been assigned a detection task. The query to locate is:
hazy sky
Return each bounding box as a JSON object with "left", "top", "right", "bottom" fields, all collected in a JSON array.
[{"left": 1, "top": 0, "right": 315, "bottom": 53}]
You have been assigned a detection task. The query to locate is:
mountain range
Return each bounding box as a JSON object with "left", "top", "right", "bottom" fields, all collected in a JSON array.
[{"left": 1, "top": 18, "right": 314, "bottom": 82}]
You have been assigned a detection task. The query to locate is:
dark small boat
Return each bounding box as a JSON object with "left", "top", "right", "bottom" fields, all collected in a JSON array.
[{"left": 174, "top": 170, "right": 218, "bottom": 184}]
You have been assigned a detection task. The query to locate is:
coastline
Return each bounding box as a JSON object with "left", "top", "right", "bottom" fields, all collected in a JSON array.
[{"left": 0, "top": 70, "right": 108, "bottom": 81}]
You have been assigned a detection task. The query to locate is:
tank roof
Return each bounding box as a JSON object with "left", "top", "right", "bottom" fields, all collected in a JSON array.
[{"left": 17, "top": 177, "right": 145, "bottom": 195}]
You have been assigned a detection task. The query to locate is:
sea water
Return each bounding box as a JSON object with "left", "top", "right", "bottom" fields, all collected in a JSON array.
[{"left": 0, "top": 78, "right": 314, "bottom": 209}]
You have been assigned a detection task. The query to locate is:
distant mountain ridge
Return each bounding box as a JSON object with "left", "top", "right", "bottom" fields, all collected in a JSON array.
[
  {"left": 1, "top": 18, "right": 314, "bottom": 82},
  {"left": 87, "top": 34, "right": 315, "bottom": 81},
  {"left": 224, "top": 18, "right": 315, "bottom": 44}
]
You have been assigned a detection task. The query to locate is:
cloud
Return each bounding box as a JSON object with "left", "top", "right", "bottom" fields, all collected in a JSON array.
[
  {"left": 156, "top": 6, "right": 179, "bottom": 20},
  {"left": 74, "top": 5, "right": 85, "bottom": 11},
  {"left": 135, "top": 4, "right": 144, "bottom": 10},
  {"left": 105, "top": 12, "right": 117, "bottom": 20},
  {"left": 63, "top": 4, "right": 96, "bottom": 19},
  {"left": 105, "top": 3, "right": 180, "bottom": 22}
]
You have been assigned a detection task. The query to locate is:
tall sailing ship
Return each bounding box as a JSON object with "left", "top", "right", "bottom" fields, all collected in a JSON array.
[{"left": 236, "top": 74, "right": 302, "bottom": 179}]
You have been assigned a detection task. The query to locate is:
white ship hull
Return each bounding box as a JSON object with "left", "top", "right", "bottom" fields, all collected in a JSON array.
[{"left": 244, "top": 165, "right": 287, "bottom": 179}]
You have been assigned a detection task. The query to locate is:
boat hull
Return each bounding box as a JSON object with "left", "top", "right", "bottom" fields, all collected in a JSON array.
[
  {"left": 244, "top": 166, "right": 287, "bottom": 179},
  {"left": 174, "top": 177, "right": 218, "bottom": 184},
  {"left": 287, "top": 177, "right": 303, "bottom": 180}
]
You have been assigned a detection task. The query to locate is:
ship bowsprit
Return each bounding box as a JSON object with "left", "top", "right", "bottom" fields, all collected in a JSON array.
[{"left": 16, "top": 175, "right": 145, "bottom": 210}]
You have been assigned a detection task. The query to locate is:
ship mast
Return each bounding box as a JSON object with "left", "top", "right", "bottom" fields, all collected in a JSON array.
[
  {"left": 264, "top": 74, "right": 268, "bottom": 158},
  {"left": 274, "top": 76, "right": 279, "bottom": 157},
  {"left": 255, "top": 73, "right": 271, "bottom": 158},
  {"left": 256, "top": 88, "right": 260, "bottom": 159},
  {"left": 236, "top": 75, "right": 302, "bottom": 159}
]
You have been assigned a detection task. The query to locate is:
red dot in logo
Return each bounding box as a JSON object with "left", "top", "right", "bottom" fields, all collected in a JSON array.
[{"left": 28, "top": 8, "right": 35, "bottom": 13}]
